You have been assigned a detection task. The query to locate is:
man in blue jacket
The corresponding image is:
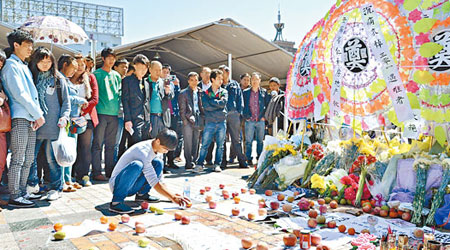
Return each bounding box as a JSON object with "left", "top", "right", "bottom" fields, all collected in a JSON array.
[
  {"left": 1, "top": 30, "right": 45, "bottom": 207},
  {"left": 195, "top": 69, "right": 228, "bottom": 173},
  {"left": 243, "top": 72, "right": 271, "bottom": 166}
]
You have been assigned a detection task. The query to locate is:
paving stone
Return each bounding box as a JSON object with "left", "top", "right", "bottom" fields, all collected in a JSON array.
[{"left": 9, "top": 218, "right": 52, "bottom": 232}]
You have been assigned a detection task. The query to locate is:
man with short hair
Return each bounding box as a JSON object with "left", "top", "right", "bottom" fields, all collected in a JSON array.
[
  {"left": 243, "top": 72, "right": 271, "bottom": 166},
  {"left": 92, "top": 48, "right": 122, "bottom": 180},
  {"left": 1, "top": 30, "right": 45, "bottom": 207},
  {"left": 195, "top": 69, "right": 228, "bottom": 173},
  {"left": 113, "top": 58, "right": 129, "bottom": 162},
  {"left": 268, "top": 77, "right": 284, "bottom": 95},
  {"left": 178, "top": 72, "right": 203, "bottom": 170},
  {"left": 113, "top": 59, "right": 129, "bottom": 78},
  {"left": 108, "top": 129, "right": 190, "bottom": 214},
  {"left": 198, "top": 67, "right": 214, "bottom": 165},
  {"left": 240, "top": 73, "right": 251, "bottom": 90},
  {"left": 218, "top": 65, "right": 247, "bottom": 169}
]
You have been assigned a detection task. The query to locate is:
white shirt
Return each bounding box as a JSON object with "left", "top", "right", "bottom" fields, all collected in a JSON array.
[
  {"left": 109, "top": 140, "right": 160, "bottom": 191},
  {"left": 201, "top": 81, "right": 211, "bottom": 92}
]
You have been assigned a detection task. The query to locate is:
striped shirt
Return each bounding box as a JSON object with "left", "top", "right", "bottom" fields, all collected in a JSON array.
[{"left": 109, "top": 140, "right": 160, "bottom": 191}]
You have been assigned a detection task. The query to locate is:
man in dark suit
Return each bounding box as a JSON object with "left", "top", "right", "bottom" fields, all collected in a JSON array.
[
  {"left": 122, "top": 54, "right": 151, "bottom": 145},
  {"left": 178, "top": 72, "right": 203, "bottom": 170}
]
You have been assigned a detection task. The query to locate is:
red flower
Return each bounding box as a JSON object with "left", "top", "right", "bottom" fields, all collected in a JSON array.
[
  {"left": 344, "top": 187, "right": 356, "bottom": 200},
  {"left": 362, "top": 185, "right": 372, "bottom": 200},
  {"left": 349, "top": 174, "right": 360, "bottom": 183},
  {"left": 368, "top": 179, "right": 374, "bottom": 186},
  {"left": 340, "top": 176, "right": 353, "bottom": 186},
  {"left": 405, "top": 81, "right": 419, "bottom": 93},
  {"left": 415, "top": 33, "right": 430, "bottom": 46},
  {"left": 357, "top": 155, "right": 366, "bottom": 164},
  {"left": 408, "top": 9, "right": 422, "bottom": 23},
  {"left": 351, "top": 182, "right": 359, "bottom": 190}
]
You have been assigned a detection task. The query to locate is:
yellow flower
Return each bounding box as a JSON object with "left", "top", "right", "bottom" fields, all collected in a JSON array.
[
  {"left": 265, "top": 144, "right": 279, "bottom": 151},
  {"left": 311, "top": 174, "right": 325, "bottom": 190}
]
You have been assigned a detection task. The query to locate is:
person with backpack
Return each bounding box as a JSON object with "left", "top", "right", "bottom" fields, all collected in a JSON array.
[{"left": 27, "top": 47, "right": 71, "bottom": 201}]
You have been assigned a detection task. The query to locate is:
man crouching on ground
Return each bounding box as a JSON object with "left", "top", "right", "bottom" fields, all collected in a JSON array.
[{"left": 109, "top": 129, "right": 190, "bottom": 214}]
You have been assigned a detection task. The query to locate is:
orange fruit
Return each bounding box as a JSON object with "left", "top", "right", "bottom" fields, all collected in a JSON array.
[
  {"left": 100, "top": 216, "right": 108, "bottom": 224},
  {"left": 186, "top": 202, "right": 192, "bottom": 208},
  {"left": 338, "top": 225, "right": 346, "bottom": 233},
  {"left": 348, "top": 228, "right": 355, "bottom": 235},
  {"left": 108, "top": 222, "right": 117, "bottom": 231},
  {"left": 53, "top": 223, "right": 63, "bottom": 232}
]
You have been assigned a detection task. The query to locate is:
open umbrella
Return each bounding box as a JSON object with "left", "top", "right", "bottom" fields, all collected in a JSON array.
[{"left": 20, "top": 15, "right": 88, "bottom": 45}]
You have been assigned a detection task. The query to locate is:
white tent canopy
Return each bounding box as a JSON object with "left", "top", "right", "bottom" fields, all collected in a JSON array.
[{"left": 111, "top": 18, "right": 293, "bottom": 86}]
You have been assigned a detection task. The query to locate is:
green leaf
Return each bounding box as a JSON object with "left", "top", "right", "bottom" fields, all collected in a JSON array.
[
  {"left": 311, "top": 68, "right": 317, "bottom": 79},
  {"left": 341, "top": 88, "right": 347, "bottom": 99},
  {"left": 370, "top": 79, "right": 386, "bottom": 93},
  {"left": 443, "top": 1, "right": 450, "bottom": 14},
  {"left": 407, "top": 93, "right": 420, "bottom": 109},
  {"left": 435, "top": 110, "right": 444, "bottom": 123},
  {"left": 413, "top": 70, "right": 435, "bottom": 84},
  {"left": 440, "top": 94, "right": 450, "bottom": 105},
  {"left": 321, "top": 102, "right": 329, "bottom": 116},
  {"left": 414, "top": 18, "right": 437, "bottom": 34},
  {"left": 421, "top": 0, "right": 434, "bottom": 9},
  {"left": 430, "top": 94, "right": 439, "bottom": 106},
  {"left": 435, "top": 125, "right": 447, "bottom": 146},
  {"left": 404, "top": 0, "right": 421, "bottom": 11},
  {"left": 434, "top": 8, "right": 441, "bottom": 16},
  {"left": 388, "top": 110, "right": 401, "bottom": 127},
  {"left": 336, "top": 0, "right": 342, "bottom": 7},
  {"left": 445, "top": 110, "right": 450, "bottom": 122},
  {"left": 420, "top": 42, "right": 444, "bottom": 58},
  {"left": 314, "top": 85, "right": 321, "bottom": 98}
]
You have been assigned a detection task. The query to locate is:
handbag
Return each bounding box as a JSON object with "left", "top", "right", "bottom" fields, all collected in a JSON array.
[
  {"left": 0, "top": 102, "right": 11, "bottom": 132},
  {"left": 69, "top": 116, "right": 87, "bottom": 134}
]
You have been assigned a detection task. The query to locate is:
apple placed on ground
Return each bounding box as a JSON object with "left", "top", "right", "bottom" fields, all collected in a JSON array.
[
  {"left": 325, "top": 197, "right": 332, "bottom": 204},
  {"left": 283, "top": 234, "right": 297, "bottom": 247},
  {"left": 241, "top": 188, "right": 247, "bottom": 194},
  {"left": 258, "top": 200, "right": 266, "bottom": 208},
  {"left": 319, "top": 205, "right": 327, "bottom": 214},
  {"left": 108, "top": 222, "right": 118, "bottom": 231},
  {"left": 54, "top": 231, "right": 66, "bottom": 240},
  {"left": 373, "top": 207, "right": 381, "bottom": 215},
  {"left": 282, "top": 204, "right": 292, "bottom": 213},
  {"left": 330, "top": 200, "right": 338, "bottom": 209},
  {"left": 205, "top": 186, "right": 211, "bottom": 192},
  {"left": 309, "top": 209, "right": 318, "bottom": 218},
  {"left": 402, "top": 212, "right": 411, "bottom": 221},
  {"left": 287, "top": 196, "right": 295, "bottom": 203},
  {"left": 310, "top": 200, "right": 315, "bottom": 207},
  {"left": 293, "top": 228, "right": 303, "bottom": 238},
  {"left": 389, "top": 211, "right": 398, "bottom": 218},
  {"left": 174, "top": 212, "right": 183, "bottom": 221},
  {"left": 199, "top": 189, "right": 205, "bottom": 195},
  {"left": 249, "top": 188, "right": 256, "bottom": 195},
  {"left": 219, "top": 184, "right": 225, "bottom": 189},
  {"left": 135, "top": 223, "right": 146, "bottom": 233},
  {"left": 205, "top": 195, "right": 213, "bottom": 203},
  {"left": 340, "top": 199, "right": 347, "bottom": 205},
  {"left": 381, "top": 205, "right": 389, "bottom": 211},
  {"left": 265, "top": 190, "right": 273, "bottom": 196},
  {"left": 241, "top": 238, "right": 254, "bottom": 249},
  {"left": 258, "top": 208, "right": 267, "bottom": 216},
  {"left": 317, "top": 215, "right": 326, "bottom": 224},
  {"left": 121, "top": 214, "right": 130, "bottom": 223},
  {"left": 181, "top": 216, "right": 190, "bottom": 225},
  {"left": 209, "top": 201, "right": 217, "bottom": 209},
  {"left": 348, "top": 228, "right": 356, "bottom": 235},
  {"left": 311, "top": 234, "right": 322, "bottom": 246},
  {"left": 380, "top": 210, "right": 388, "bottom": 217},
  {"left": 338, "top": 225, "right": 346, "bottom": 233},
  {"left": 277, "top": 193, "right": 285, "bottom": 201},
  {"left": 270, "top": 201, "right": 280, "bottom": 210},
  {"left": 232, "top": 208, "right": 240, "bottom": 216},
  {"left": 232, "top": 192, "right": 239, "bottom": 198},
  {"left": 138, "top": 238, "right": 150, "bottom": 248},
  {"left": 248, "top": 213, "right": 256, "bottom": 220},
  {"left": 361, "top": 229, "right": 370, "bottom": 234},
  {"left": 414, "top": 229, "right": 424, "bottom": 238},
  {"left": 363, "top": 205, "right": 372, "bottom": 213},
  {"left": 297, "top": 198, "right": 311, "bottom": 211},
  {"left": 318, "top": 198, "right": 325, "bottom": 205},
  {"left": 186, "top": 202, "right": 192, "bottom": 208},
  {"left": 256, "top": 242, "right": 269, "bottom": 250},
  {"left": 223, "top": 193, "right": 230, "bottom": 200},
  {"left": 327, "top": 220, "right": 336, "bottom": 229},
  {"left": 308, "top": 218, "right": 318, "bottom": 228},
  {"left": 135, "top": 221, "right": 143, "bottom": 227},
  {"left": 141, "top": 201, "right": 149, "bottom": 210},
  {"left": 155, "top": 208, "right": 164, "bottom": 215},
  {"left": 53, "top": 223, "right": 63, "bottom": 232},
  {"left": 234, "top": 196, "right": 241, "bottom": 204}
]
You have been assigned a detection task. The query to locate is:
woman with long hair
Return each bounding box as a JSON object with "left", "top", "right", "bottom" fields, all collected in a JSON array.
[
  {"left": 0, "top": 50, "right": 8, "bottom": 198},
  {"left": 71, "top": 55, "right": 99, "bottom": 187},
  {"left": 27, "top": 47, "right": 71, "bottom": 201}
]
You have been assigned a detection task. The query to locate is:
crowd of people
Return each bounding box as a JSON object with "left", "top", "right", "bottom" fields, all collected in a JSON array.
[{"left": 0, "top": 29, "right": 285, "bottom": 212}]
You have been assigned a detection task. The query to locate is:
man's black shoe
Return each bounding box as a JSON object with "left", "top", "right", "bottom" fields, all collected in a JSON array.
[
  {"left": 109, "top": 202, "right": 135, "bottom": 214},
  {"left": 135, "top": 193, "right": 160, "bottom": 203}
]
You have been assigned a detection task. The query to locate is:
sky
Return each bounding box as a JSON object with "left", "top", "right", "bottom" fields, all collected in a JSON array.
[{"left": 84, "top": 0, "right": 336, "bottom": 46}]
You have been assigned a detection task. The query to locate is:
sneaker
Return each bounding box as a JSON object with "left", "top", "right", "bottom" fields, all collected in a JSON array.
[
  {"left": 135, "top": 193, "right": 160, "bottom": 203},
  {"left": 214, "top": 165, "right": 222, "bottom": 172},
  {"left": 26, "top": 184, "right": 40, "bottom": 194},
  {"left": 109, "top": 202, "right": 135, "bottom": 214},
  {"left": 93, "top": 175, "right": 108, "bottom": 181},
  {"left": 193, "top": 165, "right": 204, "bottom": 173},
  {"left": 81, "top": 176, "right": 92, "bottom": 187},
  {"left": 9, "top": 197, "right": 34, "bottom": 208},
  {"left": 46, "top": 190, "right": 61, "bottom": 201},
  {"left": 23, "top": 193, "right": 42, "bottom": 200}
]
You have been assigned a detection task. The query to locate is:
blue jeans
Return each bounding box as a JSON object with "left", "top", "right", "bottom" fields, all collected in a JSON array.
[
  {"left": 245, "top": 121, "right": 265, "bottom": 161},
  {"left": 28, "top": 139, "right": 63, "bottom": 192},
  {"left": 197, "top": 122, "right": 226, "bottom": 166},
  {"left": 114, "top": 117, "right": 124, "bottom": 162},
  {"left": 112, "top": 158, "right": 163, "bottom": 203}
]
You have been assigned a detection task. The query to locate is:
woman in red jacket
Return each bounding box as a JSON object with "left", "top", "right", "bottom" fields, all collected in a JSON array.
[{"left": 72, "top": 55, "right": 99, "bottom": 186}]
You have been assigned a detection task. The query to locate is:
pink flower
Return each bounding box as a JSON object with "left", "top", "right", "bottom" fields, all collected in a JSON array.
[
  {"left": 359, "top": 242, "right": 377, "bottom": 250},
  {"left": 360, "top": 233, "right": 377, "bottom": 241},
  {"left": 405, "top": 81, "right": 419, "bottom": 93},
  {"left": 394, "top": 0, "right": 404, "bottom": 5},
  {"left": 341, "top": 176, "right": 353, "bottom": 186},
  {"left": 408, "top": 9, "right": 422, "bottom": 22},
  {"left": 415, "top": 56, "right": 428, "bottom": 69},
  {"left": 349, "top": 174, "right": 360, "bottom": 183},
  {"left": 317, "top": 93, "right": 325, "bottom": 104},
  {"left": 344, "top": 187, "right": 357, "bottom": 200},
  {"left": 351, "top": 237, "right": 369, "bottom": 246},
  {"left": 415, "top": 33, "right": 430, "bottom": 45}
]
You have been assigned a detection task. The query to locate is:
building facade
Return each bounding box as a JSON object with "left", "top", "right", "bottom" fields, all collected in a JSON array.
[{"left": 0, "top": 0, "right": 123, "bottom": 55}]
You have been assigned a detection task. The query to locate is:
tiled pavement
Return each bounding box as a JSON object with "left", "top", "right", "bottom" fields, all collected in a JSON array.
[{"left": 0, "top": 163, "right": 296, "bottom": 250}]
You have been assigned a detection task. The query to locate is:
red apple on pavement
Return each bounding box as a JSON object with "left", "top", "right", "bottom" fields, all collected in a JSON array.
[
  {"left": 283, "top": 234, "right": 297, "bottom": 247},
  {"left": 270, "top": 201, "right": 280, "bottom": 210},
  {"left": 241, "top": 188, "right": 247, "bottom": 194},
  {"left": 219, "top": 184, "right": 225, "bottom": 189},
  {"left": 363, "top": 205, "right": 372, "bottom": 213},
  {"left": 380, "top": 210, "right": 388, "bottom": 217},
  {"left": 258, "top": 200, "right": 266, "bottom": 208},
  {"left": 282, "top": 204, "right": 292, "bottom": 213},
  {"left": 141, "top": 201, "right": 149, "bottom": 210},
  {"left": 330, "top": 200, "right": 338, "bottom": 209},
  {"left": 311, "top": 234, "right": 322, "bottom": 246},
  {"left": 199, "top": 189, "right": 205, "bottom": 195},
  {"left": 248, "top": 213, "right": 256, "bottom": 220},
  {"left": 318, "top": 198, "right": 325, "bottom": 205},
  {"left": 232, "top": 192, "right": 239, "bottom": 198},
  {"left": 223, "top": 193, "right": 230, "bottom": 199},
  {"left": 258, "top": 208, "right": 267, "bottom": 216},
  {"left": 135, "top": 223, "right": 146, "bottom": 233},
  {"left": 209, "top": 201, "right": 217, "bottom": 209},
  {"left": 293, "top": 191, "right": 300, "bottom": 196},
  {"left": 327, "top": 220, "right": 336, "bottom": 229},
  {"left": 205, "top": 195, "right": 213, "bottom": 203},
  {"left": 256, "top": 242, "right": 269, "bottom": 250},
  {"left": 319, "top": 205, "right": 327, "bottom": 214},
  {"left": 232, "top": 208, "right": 240, "bottom": 216},
  {"left": 121, "top": 214, "right": 130, "bottom": 223},
  {"left": 241, "top": 238, "right": 254, "bottom": 249},
  {"left": 308, "top": 218, "right": 318, "bottom": 228},
  {"left": 181, "top": 216, "right": 190, "bottom": 225},
  {"left": 265, "top": 190, "right": 273, "bottom": 196},
  {"left": 234, "top": 196, "right": 241, "bottom": 204},
  {"left": 277, "top": 193, "right": 285, "bottom": 201},
  {"left": 205, "top": 186, "right": 211, "bottom": 192},
  {"left": 249, "top": 189, "right": 256, "bottom": 195},
  {"left": 309, "top": 209, "right": 318, "bottom": 218},
  {"left": 174, "top": 212, "right": 183, "bottom": 221},
  {"left": 402, "top": 212, "right": 411, "bottom": 221}
]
